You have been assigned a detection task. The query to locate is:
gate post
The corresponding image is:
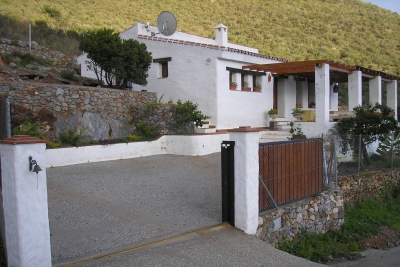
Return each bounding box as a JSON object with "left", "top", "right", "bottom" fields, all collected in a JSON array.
[
  {"left": 221, "top": 141, "right": 235, "bottom": 226},
  {"left": 0, "top": 135, "right": 51, "bottom": 267},
  {"left": 228, "top": 128, "right": 260, "bottom": 235}
]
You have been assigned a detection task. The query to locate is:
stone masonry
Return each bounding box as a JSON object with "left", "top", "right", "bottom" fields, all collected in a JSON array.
[
  {"left": 256, "top": 189, "right": 344, "bottom": 247},
  {"left": 0, "top": 82, "right": 193, "bottom": 141}
]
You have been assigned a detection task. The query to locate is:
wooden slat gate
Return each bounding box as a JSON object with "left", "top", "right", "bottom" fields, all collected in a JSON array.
[{"left": 259, "top": 138, "right": 323, "bottom": 212}]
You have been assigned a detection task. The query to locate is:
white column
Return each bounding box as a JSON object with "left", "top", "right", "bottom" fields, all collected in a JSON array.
[
  {"left": 348, "top": 71, "right": 362, "bottom": 110},
  {"left": 369, "top": 76, "right": 382, "bottom": 105},
  {"left": 229, "top": 129, "right": 259, "bottom": 235},
  {"left": 315, "top": 63, "right": 330, "bottom": 133},
  {"left": 387, "top": 80, "right": 398, "bottom": 118},
  {"left": 0, "top": 136, "right": 51, "bottom": 267}
]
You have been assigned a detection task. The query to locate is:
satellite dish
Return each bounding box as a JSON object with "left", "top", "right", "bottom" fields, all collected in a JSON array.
[{"left": 157, "top": 11, "right": 177, "bottom": 36}]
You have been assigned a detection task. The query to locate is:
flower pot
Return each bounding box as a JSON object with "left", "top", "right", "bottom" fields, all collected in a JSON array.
[
  {"left": 241, "top": 87, "right": 251, "bottom": 91},
  {"left": 253, "top": 87, "right": 261, "bottom": 92},
  {"left": 230, "top": 86, "right": 237, "bottom": 90},
  {"left": 292, "top": 135, "right": 306, "bottom": 140},
  {"left": 269, "top": 114, "right": 278, "bottom": 120},
  {"left": 293, "top": 113, "right": 303, "bottom": 121}
]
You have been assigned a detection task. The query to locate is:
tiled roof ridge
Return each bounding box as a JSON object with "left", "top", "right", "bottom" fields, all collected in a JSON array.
[{"left": 137, "top": 34, "right": 289, "bottom": 62}]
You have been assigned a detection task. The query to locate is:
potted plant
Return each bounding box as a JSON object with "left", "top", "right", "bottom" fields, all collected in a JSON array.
[
  {"left": 291, "top": 106, "right": 304, "bottom": 121},
  {"left": 292, "top": 126, "right": 306, "bottom": 139},
  {"left": 230, "top": 82, "right": 238, "bottom": 90},
  {"left": 268, "top": 108, "right": 278, "bottom": 120},
  {"left": 253, "top": 82, "right": 262, "bottom": 92},
  {"left": 241, "top": 81, "right": 251, "bottom": 91},
  {"left": 309, "top": 101, "right": 316, "bottom": 108}
]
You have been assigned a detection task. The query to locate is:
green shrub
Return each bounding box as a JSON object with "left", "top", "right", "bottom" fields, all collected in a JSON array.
[
  {"left": 123, "top": 135, "right": 142, "bottom": 142},
  {"left": 173, "top": 99, "right": 210, "bottom": 127},
  {"left": 13, "top": 120, "right": 43, "bottom": 138},
  {"left": 60, "top": 69, "right": 79, "bottom": 82},
  {"left": 10, "top": 39, "right": 18, "bottom": 46},
  {"left": 43, "top": 5, "right": 61, "bottom": 19},
  {"left": 46, "top": 141, "right": 60, "bottom": 149},
  {"left": 59, "top": 129, "right": 82, "bottom": 146},
  {"left": 135, "top": 122, "right": 157, "bottom": 141}
]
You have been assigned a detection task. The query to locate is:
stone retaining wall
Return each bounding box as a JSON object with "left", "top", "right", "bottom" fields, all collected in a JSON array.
[
  {"left": 338, "top": 169, "right": 400, "bottom": 203},
  {"left": 256, "top": 190, "right": 344, "bottom": 247},
  {"left": 0, "top": 82, "right": 193, "bottom": 140}
]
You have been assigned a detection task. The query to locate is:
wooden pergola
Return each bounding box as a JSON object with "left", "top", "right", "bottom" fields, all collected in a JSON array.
[{"left": 243, "top": 60, "right": 399, "bottom": 83}]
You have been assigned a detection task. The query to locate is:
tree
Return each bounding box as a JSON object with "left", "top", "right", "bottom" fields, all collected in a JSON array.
[
  {"left": 332, "top": 103, "right": 399, "bottom": 165},
  {"left": 79, "top": 28, "right": 152, "bottom": 89}
]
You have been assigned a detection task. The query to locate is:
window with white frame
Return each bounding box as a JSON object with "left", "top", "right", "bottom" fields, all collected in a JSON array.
[{"left": 153, "top": 57, "right": 171, "bottom": 78}]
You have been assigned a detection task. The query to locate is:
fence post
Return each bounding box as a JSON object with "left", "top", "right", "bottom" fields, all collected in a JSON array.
[
  {"left": 228, "top": 128, "right": 259, "bottom": 235},
  {"left": 0, "top": 135, "right": 51, "bottom": 267},
  {"left": 221, "top": 141, "right": 235, "bottom": 226}
]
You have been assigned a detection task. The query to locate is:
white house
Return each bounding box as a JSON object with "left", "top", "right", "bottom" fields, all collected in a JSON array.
[{"left": 78, "top": 23, "right": 399, "bottom": 137}]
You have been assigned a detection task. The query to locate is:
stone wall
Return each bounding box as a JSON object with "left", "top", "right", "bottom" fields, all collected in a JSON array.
[
  {"left": 0, "top": 82, "right": 193, "bottom": 141},
  {"left": 256, "top": 190, "right": 344, "bottom": 247},
  {"left": 338, "top": 169, "right": 400, "bottom": 203}
]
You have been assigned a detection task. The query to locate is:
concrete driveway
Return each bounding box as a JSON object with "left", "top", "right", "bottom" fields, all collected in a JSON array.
[{"left": 47, "top": 153, "right": 222, "bottom": 265}]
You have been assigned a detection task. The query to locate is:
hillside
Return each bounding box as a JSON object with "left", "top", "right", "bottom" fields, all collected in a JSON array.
[{"left": 1, "top": 0, "right": 400, "bottom": 76}]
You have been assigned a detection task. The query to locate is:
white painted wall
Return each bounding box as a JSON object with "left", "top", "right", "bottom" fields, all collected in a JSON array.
[
  {"left": 230, "top": 131, "right": 259, "bottom": 235},
  {"left": 46, "top": 134, "right": 229, "bottom": 167},
  {"left": 277, "top": 76, "right": 296, "bottom": 119},
  {"left": 0, "top": 142, "right": 51, "bottom": 267}
]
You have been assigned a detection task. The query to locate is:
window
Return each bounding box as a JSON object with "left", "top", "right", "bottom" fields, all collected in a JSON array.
[
  {"left": 161, "top": 62, "right": 168, "bottom": 78},
  {"left": 153, "top": 57, "right": 171, "bottom": 78}
]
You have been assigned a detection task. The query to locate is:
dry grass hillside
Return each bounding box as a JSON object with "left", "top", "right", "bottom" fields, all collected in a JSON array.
[{"left": 1, "top": 0, "right": 400, "bottom": 75}]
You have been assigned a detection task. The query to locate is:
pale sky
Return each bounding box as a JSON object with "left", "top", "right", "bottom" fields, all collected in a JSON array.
[{"left": 362, "top": 0, "right": 400, "bottom": 14}]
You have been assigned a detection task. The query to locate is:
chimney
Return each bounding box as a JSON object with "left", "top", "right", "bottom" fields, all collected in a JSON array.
[{"left": 214, "top": 24, "right": 228, "bottom": 46}]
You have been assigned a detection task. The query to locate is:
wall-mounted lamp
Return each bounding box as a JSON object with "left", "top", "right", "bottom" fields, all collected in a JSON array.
[{"left": 29, "top": 156, "right": 42, "bottom": 174}]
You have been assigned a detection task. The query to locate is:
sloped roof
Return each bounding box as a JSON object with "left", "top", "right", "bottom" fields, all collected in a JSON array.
[
  {"left": 137, "top": 34, "right": 289, "bottom": 62},
  {"left": 243, "top": 60, "right": 399, "bottom": 82}
]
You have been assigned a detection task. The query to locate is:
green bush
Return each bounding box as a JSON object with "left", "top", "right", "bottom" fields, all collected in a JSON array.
[
  {"left": 60, "top": 69, "right": 79, "bottom": 82},
  {"left": 173, "top": 99, "right": 210, "bottom": 127},
  {"left": 13, "top": 120, "right": 43, "bottom": 138},
  {"left": 122, "top": 135, "right": 142, "bottom": 142},
  {"left": 135, "top": 122, "right": 157, "bottom": 141},
  {"left": 59, "top": 129, "right": 82, "bottom": 146}
]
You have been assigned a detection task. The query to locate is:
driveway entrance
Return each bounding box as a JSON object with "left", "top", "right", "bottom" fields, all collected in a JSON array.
[{"left": 47, "top": 153, "right": 221, "bottom": 265}]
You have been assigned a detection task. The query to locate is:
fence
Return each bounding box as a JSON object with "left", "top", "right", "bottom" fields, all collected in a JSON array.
[
  {"left": 0, "top": 95, "right": 11, "bottom": 140},
  {"left": 259, "top": 138, "right": 323, "bottom": 212},
  {"left": 323, "top": 133, "right": 400, "bottom": 182}
]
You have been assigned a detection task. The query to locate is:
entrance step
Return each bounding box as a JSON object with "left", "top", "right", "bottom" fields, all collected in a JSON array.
[{"left": 194, "top": 127, "right": 216, "bottom": 134}]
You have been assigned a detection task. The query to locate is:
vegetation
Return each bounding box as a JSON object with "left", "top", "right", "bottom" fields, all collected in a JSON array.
[
  {"left": 79, "top": 28, "right": 152, "bottom": 89},
  {"left": 332, "top": 103, "right": 399, "bottom": 165},
  {"left": 173, "top": 100, "right": 210, "bottom": 127},
  {"left": 135, "top": 121, "right": 157, "bottom": 141},
  {"left": 267, "top": 108, "right": 278, "bottom": 115},
  {"left": 13, "top": 120, "right": 43, "bottom": 138},
  {"left": 60, "top": 69, "right": 79, "bottom": 82},
  {"left": 291, "top": 106, "right": 304, "bottom": 115},
  {"left": 279, "top": 187, "right": 400, "bottom": 263},
  {"left": 1, "top": 0, "right": 400, "bottom": 77},
  {"left": 58, "top": 129, "right": 83, "bottom": 146}
]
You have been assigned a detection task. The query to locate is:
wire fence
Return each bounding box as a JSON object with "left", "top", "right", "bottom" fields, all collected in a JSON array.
[{"left": 323, "top": 133, "right": 400, "bottom": 186}]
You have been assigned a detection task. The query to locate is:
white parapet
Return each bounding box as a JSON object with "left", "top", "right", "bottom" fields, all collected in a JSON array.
[{"left": 46, "top": 133, "right": 230, "bottom": 167}]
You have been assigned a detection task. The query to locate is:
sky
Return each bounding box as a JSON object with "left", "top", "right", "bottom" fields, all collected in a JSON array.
[{"left": 362, "top": 0, "right": 400, "bottom": 14}]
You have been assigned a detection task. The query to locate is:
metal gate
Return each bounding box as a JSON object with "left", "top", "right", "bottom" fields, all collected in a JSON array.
[{"left": 259, "top": 138, "right": 323, "bottom": 212}]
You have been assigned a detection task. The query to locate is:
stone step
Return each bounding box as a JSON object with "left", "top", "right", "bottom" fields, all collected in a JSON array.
[{"left": 194, "top": 127, "right": 217, "bottom": 134}]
